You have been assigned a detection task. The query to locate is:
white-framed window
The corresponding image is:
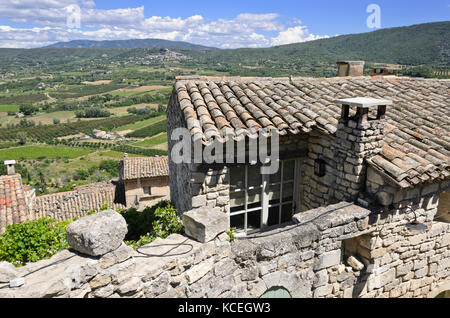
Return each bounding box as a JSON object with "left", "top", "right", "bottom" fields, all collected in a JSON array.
[{"left": 229, "top": 159, "right": 300, "bottom": 235}]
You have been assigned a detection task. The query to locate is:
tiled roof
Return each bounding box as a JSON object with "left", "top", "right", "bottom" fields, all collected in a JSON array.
[
  {"left": 173, "top": 76, "right": 449, "bottom": 188},
  {"left": 121, "top": 156, "right": 169, "bottom": 180},
  {"left": 1, "top": 177, "right": 125, "bottom": 233},
  {"left": 0, "top": 174, "right": 32, "bottom": 234},
  {"left": 33, "top": 181, "right": 126, "bottom": 222}
]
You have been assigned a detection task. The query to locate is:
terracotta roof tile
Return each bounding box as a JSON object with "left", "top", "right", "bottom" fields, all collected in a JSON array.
[
  {"left": 33, "top": 181, "right": 125, "bottom": 222},
  {"left": 121, "top": 156, "right": 169, "bottom": 180},
  {"left": 0, "top": 174, "right": 32, "bottom": 234},
  {"left": 172, "top": 76, "right": 449, "bottom": 188}
]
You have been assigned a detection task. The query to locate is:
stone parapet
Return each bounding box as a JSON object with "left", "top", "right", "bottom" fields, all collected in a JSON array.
[{"left": 1, "top": 202, "right": 448, "bottom": 298}]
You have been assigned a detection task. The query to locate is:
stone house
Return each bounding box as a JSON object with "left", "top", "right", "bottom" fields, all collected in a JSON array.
[
  {"left": 167, "top": 70, "right": 449, "bottom": 236},
  {"left": 118, "top": 155, "right": 170, "bottom": 210},
  {"left": 370, "top": 65, "right": 402, "bottom": 77}
]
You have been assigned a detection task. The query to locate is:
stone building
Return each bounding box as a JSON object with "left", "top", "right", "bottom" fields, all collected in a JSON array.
[
  {"left": 161, "top": 72, "right": 450, "bottom": 298},
  {"left": 0, "top": 69, "right": 449, "bottom": 299},
  {"left": 337, "top": 61, "right": 365, "bottom": 77},
  {"left": 370, "top": 65, "right": 402, "bottom": 77},
  {"left": 167, "top": 74, "right": 449, "bottom": 237},
  {"left": 119, "top": 155, "right": 170, "bottom": 210}
]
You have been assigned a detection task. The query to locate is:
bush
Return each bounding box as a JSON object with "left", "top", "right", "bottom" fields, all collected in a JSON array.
[
  {"left": 0, "top": 218, "right": 73, "bottom": 267},
  {"left": 75, "top": 107, "right": 111, "bottom": 118},
  {"left": 19, "top": 118, "right": 36, "bottom": 127},
  {"left": 17, "top": 131, "right": 28, "bottom": 145},
  {"left": 0, "top": 202, "right": 183, "bottom": 266},
  {"left": 73, "top": 169, "right": 90, "bottom": 181},
  {"left": 120, "top": 201, "right": 184, "bottom": 249},
  {"left": 53, "top": 118, "right": 60, "bottom": 125},
  {"left": 99, "top": 160, "right": 119, "bottom": 177},
  {"left": 19, "top": 104, "right": 37, "bottom": 116}
]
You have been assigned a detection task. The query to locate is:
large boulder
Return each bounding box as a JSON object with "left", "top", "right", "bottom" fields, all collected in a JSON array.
[
  {"left": 0, "top": 261, "right": 18, "bottom": 283},
  {"left": 183, "top": 207, "right": 228, "bottom": 243},
  {"left": 66, "top": 210, "right": 128, "bottom": 257}
]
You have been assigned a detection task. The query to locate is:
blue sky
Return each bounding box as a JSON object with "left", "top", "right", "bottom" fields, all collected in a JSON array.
[{"left": 0, "top": 0, "right": 448, "bottom": 48}]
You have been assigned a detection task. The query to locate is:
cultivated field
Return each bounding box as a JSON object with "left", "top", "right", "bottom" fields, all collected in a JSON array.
[{"left": 0, "top": 145, "right": 93, "bottom": 160}]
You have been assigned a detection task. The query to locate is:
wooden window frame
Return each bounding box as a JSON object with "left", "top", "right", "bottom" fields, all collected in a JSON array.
[{"left": 229, "top": 159, "right": 301, "bottom": 236}]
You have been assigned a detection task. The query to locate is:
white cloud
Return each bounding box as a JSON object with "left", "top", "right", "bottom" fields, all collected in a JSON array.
[
  {"left": 0, "top": 0, "right": 329, "bottom": 48},
  {"left": 271, "top": 26, "right": 329, "bottom": 46}
]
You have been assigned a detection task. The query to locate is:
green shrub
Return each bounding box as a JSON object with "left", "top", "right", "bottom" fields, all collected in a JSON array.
[
  {"left": 99, "top": 160, "right": 119, "bottom": 177},
  {"left": 0, "top": 218, "right": 74, "bottom": 267},
  {"left": 0, "top": 202, "right": 183, "bottom": 266},
  {"left": 120, "top": 201, "right": 184, "bottom": 249}
]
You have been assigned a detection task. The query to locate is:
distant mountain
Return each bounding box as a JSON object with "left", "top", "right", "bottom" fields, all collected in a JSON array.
[{"left": 44, "top": 39, "right": 218, "bottom": 50}]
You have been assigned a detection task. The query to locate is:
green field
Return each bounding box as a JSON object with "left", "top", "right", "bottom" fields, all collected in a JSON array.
[
  {"left": 96, "top": 151, "right": 141, "bottom": 159},
  {"left": 0, "top": 145, "right": 94, "bottom": 160},
  {"left": 0, "top": 104, "right": 19, "bottom": 112},
  {"left": 113, "top": 115, "right": 166, "bottom": 131},
  {"left": 110, "top": 90, "right": 150, "bottom": 97},
  {"left": 133, "top": 133, "right": 167, "bottom": 148}
]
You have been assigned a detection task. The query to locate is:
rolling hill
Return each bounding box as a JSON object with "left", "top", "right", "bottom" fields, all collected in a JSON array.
[
  {"left": 0, "top": 21, "right": 448, "bottom": 78},
  {"left": 43, "top": 38, "right": 217, "bottom": 50},
  {"left": 192, "top": 21, "right": 449, "bottom": 66}
]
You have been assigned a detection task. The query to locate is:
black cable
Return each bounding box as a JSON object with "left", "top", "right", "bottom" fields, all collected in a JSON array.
[{"left": 135, "top": 238, "right": 194, "bottom": 258}]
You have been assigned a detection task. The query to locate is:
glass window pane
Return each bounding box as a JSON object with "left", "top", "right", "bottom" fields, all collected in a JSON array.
[
  {"left": 230, "top": 166, "right": 245, "bottom": 190},
  {"left": 230, "top": 191, "right": 245, "bottom": 212},
  {"left": 283, "top": 160, "right": 295, "bottom": 181},
  {"left": 247, "top": 165, "right": 262, "bottom": 188},
  {"left": 282, "top": 182, "right": 294, "bottom": 203},
  {"left": 268, "top": 206, "right": 280, "bottom": 227},
  {"left": 281, "top": 204, "right": 293, "bottom": 223},
  {"left": 247, "top": 188, "right": 262, "bottom": 207},
  {"left": 268, "top": 184, "right": 281, "bottom": 205},
  {"left": 247, "top": 210, "right": 261, "bottom": 232},
  {"left": 231, "top": 214, "right": 245, "bottom": 232}
]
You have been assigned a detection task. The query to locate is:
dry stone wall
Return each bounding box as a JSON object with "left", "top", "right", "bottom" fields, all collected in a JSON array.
[{"left": 1, "top": 202, "right": 448, "bottom": 298}]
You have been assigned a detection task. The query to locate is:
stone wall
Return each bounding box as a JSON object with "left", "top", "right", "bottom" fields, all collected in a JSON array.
[
  {"left": 1, "top": 201, "right": 448, "bottom": 298},
  {"left": 301, "top": 130, "right": 336, "bottom": 210},
  {"left": 167, "top": 90, "right": 192, "bottom": 212},
  {"left": 300, "top": 115, "right": 388, "bottom": 212},
  {"left": 366, "top": 166, "right": 450, "bottom": 211}
]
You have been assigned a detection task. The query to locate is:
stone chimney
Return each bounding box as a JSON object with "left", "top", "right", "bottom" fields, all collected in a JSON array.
[
  {"left": 337, "top": 61, "right": 365, "bottom": 77},
  {"left": 4, "top": 160, "right": 16, "bottom": 175},
  {"left": 332, "top": 97, "right": 392, "bottom": 202}
]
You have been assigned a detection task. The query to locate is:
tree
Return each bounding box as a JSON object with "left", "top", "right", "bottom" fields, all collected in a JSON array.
[
  {"left": 19, "top": 104, "right": 36, "bottom": 116},
  {"left": 17, "top": 132, "right": 28, "bottom": 145}
]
